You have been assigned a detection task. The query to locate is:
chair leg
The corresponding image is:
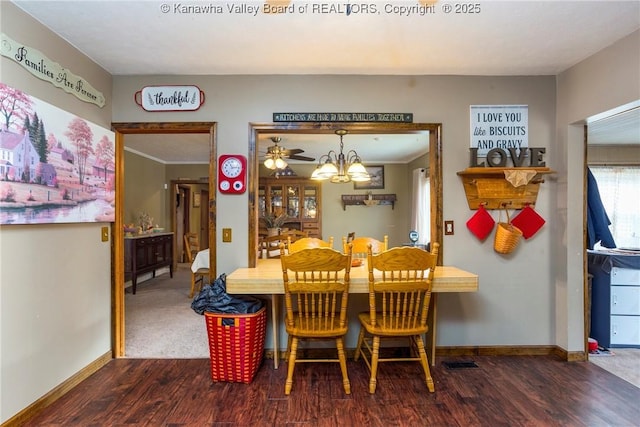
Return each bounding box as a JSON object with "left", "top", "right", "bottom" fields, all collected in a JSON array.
[
  {"left": 354, "top": 327, "right": 365, "bottom": 361},
  {"left": 414, "top": 335, "right": 435, "bottom": 393},
  {"left": 369, "top": 336, "right": 381, "bottom": 394},
  {"left": 336, "top": 337, "right": 351, "bottom": 394},
  {"left": 284, "top": 334, "right": 293, "bottom": 362},
  {"left": 189, "top": 273, "right": 196, "bottom": 298},
  {"left": 285, "top": 336, "right": 299, "bottom": 395}
]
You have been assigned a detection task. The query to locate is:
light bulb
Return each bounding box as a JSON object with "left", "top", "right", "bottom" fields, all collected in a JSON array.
[
  {"left": 274, "top": 157, "right": 288, "bottom": 169},
  {"left": 263, "top": 157, "right": 275, "bottom": 169}
]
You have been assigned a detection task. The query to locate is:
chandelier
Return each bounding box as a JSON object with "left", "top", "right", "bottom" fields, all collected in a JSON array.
[{"left": 310, "top": 130, "right": 370, "bottom": 183}]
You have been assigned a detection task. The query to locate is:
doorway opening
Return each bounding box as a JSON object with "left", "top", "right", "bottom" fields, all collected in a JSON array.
[
  {"left": 174, "top": 180, "right": 209, "bottom": 263},
  {"left": 112, "top": 122, "right": 217, "bottom": 357},
  {"left": 248, "top": 122, "right": 443, "bottom": 268}
]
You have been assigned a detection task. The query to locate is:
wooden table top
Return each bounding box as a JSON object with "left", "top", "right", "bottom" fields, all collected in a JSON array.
[{"left": 226, "top": 258, "right": 478, "bottom": 294}]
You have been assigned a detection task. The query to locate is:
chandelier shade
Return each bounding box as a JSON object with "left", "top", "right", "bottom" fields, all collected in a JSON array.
[{"left": 310, "top": 130, "right": 370, "bottom": 184}]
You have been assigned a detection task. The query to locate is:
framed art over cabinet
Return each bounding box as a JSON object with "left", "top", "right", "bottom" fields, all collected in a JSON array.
[{"left": 354, "top": 165, "right": 384, "bottom": 190}]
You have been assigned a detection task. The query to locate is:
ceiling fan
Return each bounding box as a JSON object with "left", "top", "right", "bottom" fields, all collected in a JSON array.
[{"left": 263, "top": 137, "right": 314, "bottom": 169}]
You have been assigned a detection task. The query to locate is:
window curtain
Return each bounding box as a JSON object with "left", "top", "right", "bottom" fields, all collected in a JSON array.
[
  {"left": 411, "top": 168, "right": 430, "bottom": 245},
  {"left": 590, "top": 166, "right": 640, "bottom": 249}
]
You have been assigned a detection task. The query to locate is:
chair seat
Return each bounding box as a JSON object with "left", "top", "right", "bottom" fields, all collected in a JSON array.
[
  {"left": 357, "top": 312, "right": 428, "bottom": 336},
  {"left": 287, "top": 316, "right": 348, "bottom": 338}
]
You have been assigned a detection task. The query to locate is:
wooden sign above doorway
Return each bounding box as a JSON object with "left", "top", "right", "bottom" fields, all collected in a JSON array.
[
  {"left": 134, "top": 85, "right": 205, "bottom": 111},
  {"left": 273, "top": 112, "right": 413, "bottom": 122}
]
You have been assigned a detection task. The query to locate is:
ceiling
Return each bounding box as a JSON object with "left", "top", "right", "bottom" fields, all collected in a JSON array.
[
  {"left": 12, "top": 1, "right": 640, "bottom": 76},
  {"left": 124, "top": 131, "right": 430, "bottom": 165},
  {"left": 12, "top": 0, "right": 640, "bottom": 163}
]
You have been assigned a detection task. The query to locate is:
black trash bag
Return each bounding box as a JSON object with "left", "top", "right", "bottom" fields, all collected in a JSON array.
[{"left": 191, "top": 273, "right": 264, "bottom": 325}]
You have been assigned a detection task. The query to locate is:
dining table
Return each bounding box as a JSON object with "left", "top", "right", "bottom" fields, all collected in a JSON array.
[
  {"left": 191, "top": 248, "right": 210, "bottom": 273},
  {"left": 225, "top": 258, "right": 479, "bottom": 369}
]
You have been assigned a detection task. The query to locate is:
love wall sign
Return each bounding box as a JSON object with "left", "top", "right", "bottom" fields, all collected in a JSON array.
[
  {"left": 471, "top": 105, "right": 528, "bottom": 156},
  {"left": 469, "top": 105, "right": 547, "bottom": 167}
]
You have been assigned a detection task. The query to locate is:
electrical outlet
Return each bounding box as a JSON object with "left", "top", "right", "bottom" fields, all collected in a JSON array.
[
  {"left": 445, "top": 220, "right": 454, "bottom": 235},
  {"left": 101, "top": 226, "right": 109, "bottom": 242},
  {"left": 222, "top": 228, "right": 232, "bottom": 242}
]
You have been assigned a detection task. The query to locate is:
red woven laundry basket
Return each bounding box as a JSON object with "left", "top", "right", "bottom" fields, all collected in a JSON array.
[{"left": 204, "top": 306, "right": 266, "bottom": 384}]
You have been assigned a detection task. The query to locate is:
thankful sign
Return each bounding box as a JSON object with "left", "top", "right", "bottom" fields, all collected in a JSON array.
[
  {"left": 470, "top": 105, "right": 528, "bottom": 157},
  {"left": 134, "top": 85, "right": 205, "bottom": 111}
]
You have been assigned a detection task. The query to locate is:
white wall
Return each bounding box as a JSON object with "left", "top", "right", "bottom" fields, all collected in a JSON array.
[
  {"left": 555, "top": 29, "right": 640, "bottom": 351},
  {"left": 112, "top": 74, "right": 559, "bottom": 350},
  {"left": 0, "top": 3, "right": 113, "bottom": 423}
]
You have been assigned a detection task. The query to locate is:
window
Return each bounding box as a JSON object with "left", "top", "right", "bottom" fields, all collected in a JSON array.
[
  {"left": 590, "top": 166, "right": 640, "bottom": 249},
  {"left": 411, "top": 168, "right": 430, "bottom": 245}
]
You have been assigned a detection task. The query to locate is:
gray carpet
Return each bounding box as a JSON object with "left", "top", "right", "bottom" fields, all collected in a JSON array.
[
  {"left": 125, "top": 264, "right": 210, "bottom": 358},
  {"left": 589, "top": 348, "right": 640, "bottom": 388}
]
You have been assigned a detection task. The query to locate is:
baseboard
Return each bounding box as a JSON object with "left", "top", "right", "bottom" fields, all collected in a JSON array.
[
  {"left": 564, "top": 348, "right": 588, "bottom": 362},
  {"left": 1, "top": 351, "right": 112, "bottom": 427},
  {"left": 437, "top": 345, "right": 559, "bottom": 357},
  {"left": 265, "top": 345, "right": 586, "bottom": 362}
]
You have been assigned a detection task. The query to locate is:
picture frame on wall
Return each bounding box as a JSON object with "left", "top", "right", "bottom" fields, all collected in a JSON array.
[
  {"left": 193, "top": 192, "right": 201, "bottom": 208},
  {"left": 354, "top": 165, "right": 384, "bottom": 190},
  {"left": 0, "top": 83, "right": 116, "bottom": 225}
]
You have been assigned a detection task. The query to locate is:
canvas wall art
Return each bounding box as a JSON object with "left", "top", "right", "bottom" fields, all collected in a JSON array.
[
  {"left": 0, "top": 83, "right": 115, "bottom": 225},
  {"left": 354, "top": 165, "right": 385, "bottom": 190}
]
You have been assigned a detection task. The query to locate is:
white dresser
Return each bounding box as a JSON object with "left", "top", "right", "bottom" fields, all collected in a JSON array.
[
  {"left": 589, "top": 250, "right": 640, "bottom": 348},
  {"left": 609, "top": 267, "right": 640, "bottom": 346}
]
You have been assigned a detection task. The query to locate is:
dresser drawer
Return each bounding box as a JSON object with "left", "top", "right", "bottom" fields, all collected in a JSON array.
[
  {"left": 611, "top": 315, "right": 640, "bottom": 345},
  {"left": 611, "top": 267, "right": 640, "bottom": 286},
  {"left": 611, "top": 286, "right": 640, "bottom": 315}
]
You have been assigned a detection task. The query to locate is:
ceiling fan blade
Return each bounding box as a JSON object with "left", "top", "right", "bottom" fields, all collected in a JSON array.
[
  {"left": 288, "top": 154, "right": 315, "bottom": 161},
  {"left": 283, "top": 148, "right": 303, "bottom": 155}
]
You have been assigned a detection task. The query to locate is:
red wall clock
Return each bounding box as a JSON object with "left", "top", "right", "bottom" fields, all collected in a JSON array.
[{"left": 218, "top": 154, "right": 247, "bottom": 194}]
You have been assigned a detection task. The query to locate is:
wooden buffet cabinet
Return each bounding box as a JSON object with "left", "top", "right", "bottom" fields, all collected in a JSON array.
[
  {"left": 124, "top": 232, "right": 174, "bottom": 294},
  {"left": 258, "top": 177, "right": 322, "bottom": 238}
]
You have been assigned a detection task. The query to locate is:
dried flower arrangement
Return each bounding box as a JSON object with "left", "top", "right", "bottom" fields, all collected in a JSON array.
[{"left": 263, "top": 211, "right": 288, "bottom": 228}]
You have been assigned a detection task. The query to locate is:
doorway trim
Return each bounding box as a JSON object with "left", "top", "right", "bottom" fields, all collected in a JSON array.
[
  {"left": 247, "top": 122, "right": 443, "bottom": 267},
  {"left": 112, "top": 122, "right": 217, "bottom": 357}
]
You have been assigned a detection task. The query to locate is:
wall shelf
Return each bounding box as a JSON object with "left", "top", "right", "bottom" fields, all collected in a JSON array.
[
  {"left": 457, "top": 167, "right": 555, "bottom": 210},
  {"left": 341, "top": 194, "right": 397, "bottom": 210}
]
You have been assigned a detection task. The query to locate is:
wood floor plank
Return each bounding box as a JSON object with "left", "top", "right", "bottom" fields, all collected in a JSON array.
[{"left": 22, "top": 355, "right": 640, "bottom": 426}]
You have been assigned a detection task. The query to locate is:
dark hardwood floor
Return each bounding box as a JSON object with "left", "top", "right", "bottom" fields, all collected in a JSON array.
[{"left": 24, "top": 355, "right": 640, "bottom": 426}]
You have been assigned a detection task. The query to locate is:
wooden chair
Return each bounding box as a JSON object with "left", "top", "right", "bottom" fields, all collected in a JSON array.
[
  {"left": 190, "top": 266, "right": 210, "bottom": 298},
  {"left": 346, "top": 231, "right": 356, "bottom": 243},
  {"left": 343, "top": 235, "right": 388, "bottom": 258},
  {"left": 285, "top": 229, "right": 309, "bottom": 243},
  {"left": 183, "top": 232, "right": 200, "bottom": 263},
  {"left": 279, "top": 244, "right": 353, "bottom": 395},
  {"left": 354, "top": 242, "right": 440, "bottom": 394},
  {"left": 184, "top": 233, "right": 209, "bottom": 298},
  {"left": 287, "top": 236, "right": 334, "bottom": 253},
  {"left": 259, "top": 233, "right": 290, "bottom": 259}
]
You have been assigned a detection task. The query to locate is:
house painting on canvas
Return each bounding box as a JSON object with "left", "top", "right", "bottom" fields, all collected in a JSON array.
[{"left": 0, "top": 83, "right": 115, "bottom": 225}]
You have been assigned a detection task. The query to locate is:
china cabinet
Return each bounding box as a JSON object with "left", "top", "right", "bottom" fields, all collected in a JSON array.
[{"left": 258, "top": 178, "right": 322, "bottom": 238}]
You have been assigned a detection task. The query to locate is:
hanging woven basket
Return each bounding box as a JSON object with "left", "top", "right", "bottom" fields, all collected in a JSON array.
[{"left": 493, "top": 206, "right": 523, "bottom": 254}]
